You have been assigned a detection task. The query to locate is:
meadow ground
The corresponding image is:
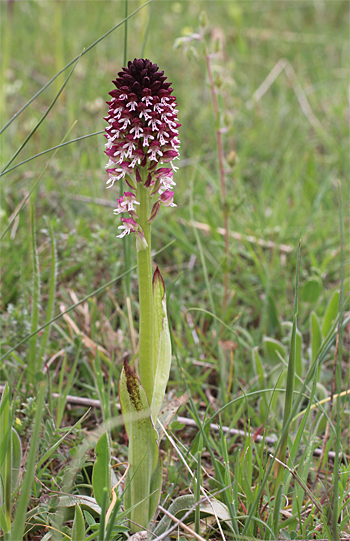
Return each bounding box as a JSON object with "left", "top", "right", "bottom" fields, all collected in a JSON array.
[{"left": 0, "top": 1, "right": 349, "bottom": 539}]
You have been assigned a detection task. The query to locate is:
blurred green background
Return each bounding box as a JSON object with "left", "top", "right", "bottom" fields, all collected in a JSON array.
[
  {"left": 1, "top": 0, "right": 348, "bottom": 382},
  {"left": 0, "top": 4, "right": 349, "bottom": 537}
]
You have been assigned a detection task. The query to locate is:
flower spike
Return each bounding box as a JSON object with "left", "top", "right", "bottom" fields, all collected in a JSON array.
[
  {"left": 105, "top": 59, "right": 180, "bottom": 188},
  {"left": 105, "top": 59, "right": 180, "bottom": 236}
]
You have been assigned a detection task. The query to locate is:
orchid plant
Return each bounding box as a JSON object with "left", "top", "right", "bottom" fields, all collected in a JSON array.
[{"left": 104, "top": 58, "right": 180, "bottom": 534}]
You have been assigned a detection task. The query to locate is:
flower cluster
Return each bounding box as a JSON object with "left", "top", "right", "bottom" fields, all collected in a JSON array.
[{"left": 104, "top": 58, "right": 180, "bottom": 242}]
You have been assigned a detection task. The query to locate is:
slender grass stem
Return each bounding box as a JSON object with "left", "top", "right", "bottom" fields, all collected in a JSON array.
[
  {"left": 123, "top": 0, "right": 128, "bottom": 66},
  {"left": 205, "top": 50, "right": 230, "bottom": 310},
  {"left": 331, "top": 182, "right": 344, "bottom": 539},
  {"left": 0, "top": 131, "right": 103, "bottom": 177},
  {"left": 141, "top": 0, "right": 154, "bottom": 57}
]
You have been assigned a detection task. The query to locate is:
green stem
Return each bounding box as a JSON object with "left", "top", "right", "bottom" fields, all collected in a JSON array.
[{"left": 136, "top": 178, "right": 154, "bottom": 404}]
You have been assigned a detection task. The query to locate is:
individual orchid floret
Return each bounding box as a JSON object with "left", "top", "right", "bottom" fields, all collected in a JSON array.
[
  {"left": 106, "top": 161, "right": 133, "bottom": 189},
  {"left": 153, "top": 168, "right": 176, "bottom": 195},
  {"left": 117, "top": 217, "right": 148, "bottom": 251},
  {"left": 116, "top": 217, "right": 139, "bottom": 238},
  {"left": 160, "top": 150, "right": 180, "bottom": 171},
  {"left": 114, "top": 192, "right": 140, "bottom": 217}
]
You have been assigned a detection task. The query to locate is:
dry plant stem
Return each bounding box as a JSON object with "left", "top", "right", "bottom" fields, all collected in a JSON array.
[
  {"left": 246, "top": 58, "right": 324, "bottom": 134},
  {"left": 187, "top": 219, "right": 293, "bottom": 253},
  {"left": 272, "top": 456, "right": 323, "bottom": 514},
  {"left": 157, "top": 506, "right": 207, "bottom": 541},
  {"left": 58, "top": 194, "right": 294, "bottom": 253},
  {"left": 205, "top": 51, "right": 230, "bottom": 309},
  {"left": 0, "top": 385, "right": 344, "bottom": 461}
]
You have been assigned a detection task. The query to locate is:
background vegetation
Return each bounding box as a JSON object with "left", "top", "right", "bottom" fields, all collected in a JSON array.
[{"left": 0, "top": 0, "right": 349, "bottom": 539}]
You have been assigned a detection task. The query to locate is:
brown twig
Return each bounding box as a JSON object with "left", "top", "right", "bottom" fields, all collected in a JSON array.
[
  {"left": 50, "top": 193, "right": 293, "bottom": 255},
  {"left": 187, "top": 219, "right": 293, "bottom": 254},
  {"left": 156, "top": 505, "right": 207, "bottom": 541},
  {"left": 271, "top": 456, "right": 323, "bottom": 514},
  {"left": 1, "top": 385, "right": 345, "bottom": 462}
]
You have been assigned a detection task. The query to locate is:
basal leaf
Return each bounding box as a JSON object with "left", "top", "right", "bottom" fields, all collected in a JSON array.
[
  {"left": 322, "top": 290, "right": 339, "bottom": 338},
  {"left": 119, "top": 361, "right": 158, "bottom": 532},
  {"left": 310, "top": 311, "right": 322, "bottom": 363},
  {"left": 58, "top": 495, "right": 101, "bottom": 516},
  {"left": 300, "top": 277, "right": 322, "bottom": 303},
  {"left": 71, "top": 504, "right": 85, "bottom": 541},
  {"left": 11, "top": 428, "right": 22, "bottom": 493},
  {"left": 92, "top": 432, "right": 111, "bottom": 509},
  {"left": 263, "top": 337, "right": 286, "bottom": 365},
  {"left": 149, "top": 456, "right": 162, "bottom": 524}
]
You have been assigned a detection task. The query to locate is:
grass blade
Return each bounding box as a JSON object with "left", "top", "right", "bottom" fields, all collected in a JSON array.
[
  {"left": 0, "top": 131, "right": 103, "bottom": 178},
  {"left": 331, "top": 181, "right": 345, "bottom": 539},
  {"left": 92, "top": 432, "right": 111, "bottom": 509},
  {"left": 71, "top": 504, "right": 86, "bottom": 541},
  {"left": 55, "top": 344, "right": 81, "bottom": 428},
  {"left": 0, "top": 383, "right": 12, "bottom": 533},
  {"left": 276, "top": 242, "right": 301, "bottom": 488},
  {"left": 28, "top": 207, "right": 40, "bottom": 384},
  {"left": 93, "top": 350, "right": 110, "bottom": 424},
  {"left": 39, "top": 221, "right": 57, "bottom": 361},
  {"left": 10, "top": 382, "right": 46, "bottom": 541}
]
